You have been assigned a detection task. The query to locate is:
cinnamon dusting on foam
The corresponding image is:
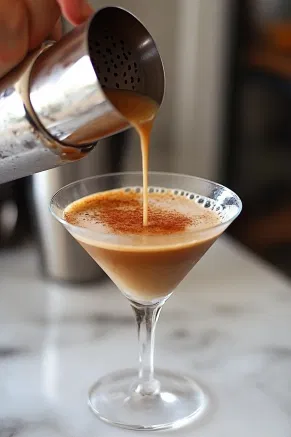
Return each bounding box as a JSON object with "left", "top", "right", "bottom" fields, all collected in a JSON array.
[{"left": 64, "top": 189, "right": 221, "bottom": 236}]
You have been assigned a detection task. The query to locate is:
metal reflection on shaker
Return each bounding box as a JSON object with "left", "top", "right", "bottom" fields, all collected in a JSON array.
[{"left": 0, "top": 6, "right": 165, "bottom": 185}]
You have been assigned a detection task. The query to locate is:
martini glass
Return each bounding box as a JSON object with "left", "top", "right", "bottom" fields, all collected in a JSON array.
[{"left": 50, "top": 171, "right": 242, "bottom": 431}]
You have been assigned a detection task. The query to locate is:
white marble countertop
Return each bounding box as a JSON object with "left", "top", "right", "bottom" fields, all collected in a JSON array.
[{"left": 0, "top": 236, "right": 291, "bottom": 436}]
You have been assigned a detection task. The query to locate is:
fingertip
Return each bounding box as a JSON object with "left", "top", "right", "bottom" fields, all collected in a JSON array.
[
  {"left": 57, "top": 0, "right": 93, "bottom": 26},
  {"left": 80, "top": 3, "right": 94, "bottom": 23}
]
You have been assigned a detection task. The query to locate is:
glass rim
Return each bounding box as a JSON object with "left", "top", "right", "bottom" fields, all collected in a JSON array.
[{"left": 50, "top": 171, "right": 242, "bottom": 242}]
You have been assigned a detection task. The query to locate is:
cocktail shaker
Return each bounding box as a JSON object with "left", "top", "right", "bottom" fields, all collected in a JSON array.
[
  {"left": 0, "top": 6, "right": 165, "bottom": 185},
  {"left": 30, "top": 132, "right": 128, "bottom": 283}
]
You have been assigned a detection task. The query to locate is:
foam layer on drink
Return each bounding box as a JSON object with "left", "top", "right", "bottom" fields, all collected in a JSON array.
[
  {"left": 65, "top": 187, "right": 221, "bottom": 235},
  {"left": 64, "top": 187, "right": 224, "bottom": 252}
]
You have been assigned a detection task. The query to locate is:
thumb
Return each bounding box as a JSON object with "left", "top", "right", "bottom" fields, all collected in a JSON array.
[{"left": 56, "top": 0, "right": 93, "bottom": 25}]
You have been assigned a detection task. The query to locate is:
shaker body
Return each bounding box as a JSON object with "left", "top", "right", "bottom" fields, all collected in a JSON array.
[
  {"left": 30, "top": 132, "right": 128, "bottom": 282},
  {"left": 0, "top": 57, "right": 63, "bottom": 184}
]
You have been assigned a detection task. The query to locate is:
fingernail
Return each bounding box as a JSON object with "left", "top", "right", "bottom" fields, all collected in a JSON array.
[{"left": 81, "top": 2, "right": 93, "bottom": 20}]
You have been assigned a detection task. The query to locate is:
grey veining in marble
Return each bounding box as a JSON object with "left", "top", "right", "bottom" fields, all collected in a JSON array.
[{"left": 0, "top": 237, "right": 291, "bottom": 436}]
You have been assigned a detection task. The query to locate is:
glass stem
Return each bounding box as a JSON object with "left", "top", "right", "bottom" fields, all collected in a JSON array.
[{"left": 131, "top": 302, "right": 163, "bottom": 396}]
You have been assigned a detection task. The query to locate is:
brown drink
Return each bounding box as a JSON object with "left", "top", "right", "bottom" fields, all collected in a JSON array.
[{"left": 64, "top": 188, "right": 222, "bottom": 301}]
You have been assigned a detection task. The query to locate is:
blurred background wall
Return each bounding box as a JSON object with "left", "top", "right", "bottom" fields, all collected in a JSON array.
[{"left": 224, "top": 0, "right": 291, "bottom": 276}]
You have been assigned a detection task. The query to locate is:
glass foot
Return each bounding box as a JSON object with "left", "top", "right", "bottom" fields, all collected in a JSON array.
[{"left": 88, "top": 368, "right": 209, "bottom": 431}]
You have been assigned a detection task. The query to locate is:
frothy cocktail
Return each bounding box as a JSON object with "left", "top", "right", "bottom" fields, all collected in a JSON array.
[{"left": 64, "top": 187, "right": 223, "bottom": 301}]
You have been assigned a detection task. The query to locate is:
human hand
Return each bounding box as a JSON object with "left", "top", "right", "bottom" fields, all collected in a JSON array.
[{"left": 0, "top": 0, "right": 93, "bottom": 78}]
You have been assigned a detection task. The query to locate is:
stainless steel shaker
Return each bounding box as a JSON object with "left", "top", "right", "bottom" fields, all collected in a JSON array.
[
  {"left": 0, "top": 6, "right": 165, "bottom": 185},
  {"left": 31, "top": 164, "right": 101, "bottom": 283},
  {"left": 31, "top": 133, "right": 128, "bottom": 283}
]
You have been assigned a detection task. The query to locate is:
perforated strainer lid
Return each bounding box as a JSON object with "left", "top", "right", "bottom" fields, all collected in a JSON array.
[{"left": 88, "top": 7, "right": 165, "bottom": 105}]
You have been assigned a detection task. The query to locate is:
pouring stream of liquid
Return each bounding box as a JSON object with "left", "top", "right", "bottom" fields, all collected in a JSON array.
[{"left": 104, "top": 89, "right": 158, "bottom": 226}]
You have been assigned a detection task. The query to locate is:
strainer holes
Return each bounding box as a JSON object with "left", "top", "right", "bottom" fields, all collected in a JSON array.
[
  {"left": 128, "top": 51, "right": 132, "bottom": 55},
  {"left": 96, "top": 49, "right": 101, "bottom": 54},
  {"left": 134, "top": 62, "right": 137, "bottom": 68},
  {"left": 123, "top": 72, "right": 127, "bottom": 77},
  {"left": 117, "top": 54, "right": 120, "bottom": 59},
  {"left": 137, "top": 78, "right": 141, "bottom": 83},
  {"left": 114, "top": 72, "right": 118, "bottom": 77},
  {"left": 116, "top": 83, "right": 120, "bottom": 88},
  {"left": 120, "top": 39, "right": 124, "bottom": 44},
  {"left": 120, "top": 61, "right": 124, "bottom": 66},
  {"left": 132, "top": 86, "right": 135, "bottom": 90},
  {"left": 125, "top": 80, "right": 128, "bottom": 84},
  {"left": 114, "top": 64, "right": 118, "bottom": 69},
  {"left": 130, "top": 76, "right": 134, "bottom": 83},
  {"left": 107, "top": 67, "right": 111, "bottom": 73},
  {"left": 128, "top": 65, "right": 131, "bottom": 71},
  {"left": 104, "top": 77, "right": 108, "bottom": 83},
  {"left": 113, "top": 43, "right": 116, "bottom": 48}
]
